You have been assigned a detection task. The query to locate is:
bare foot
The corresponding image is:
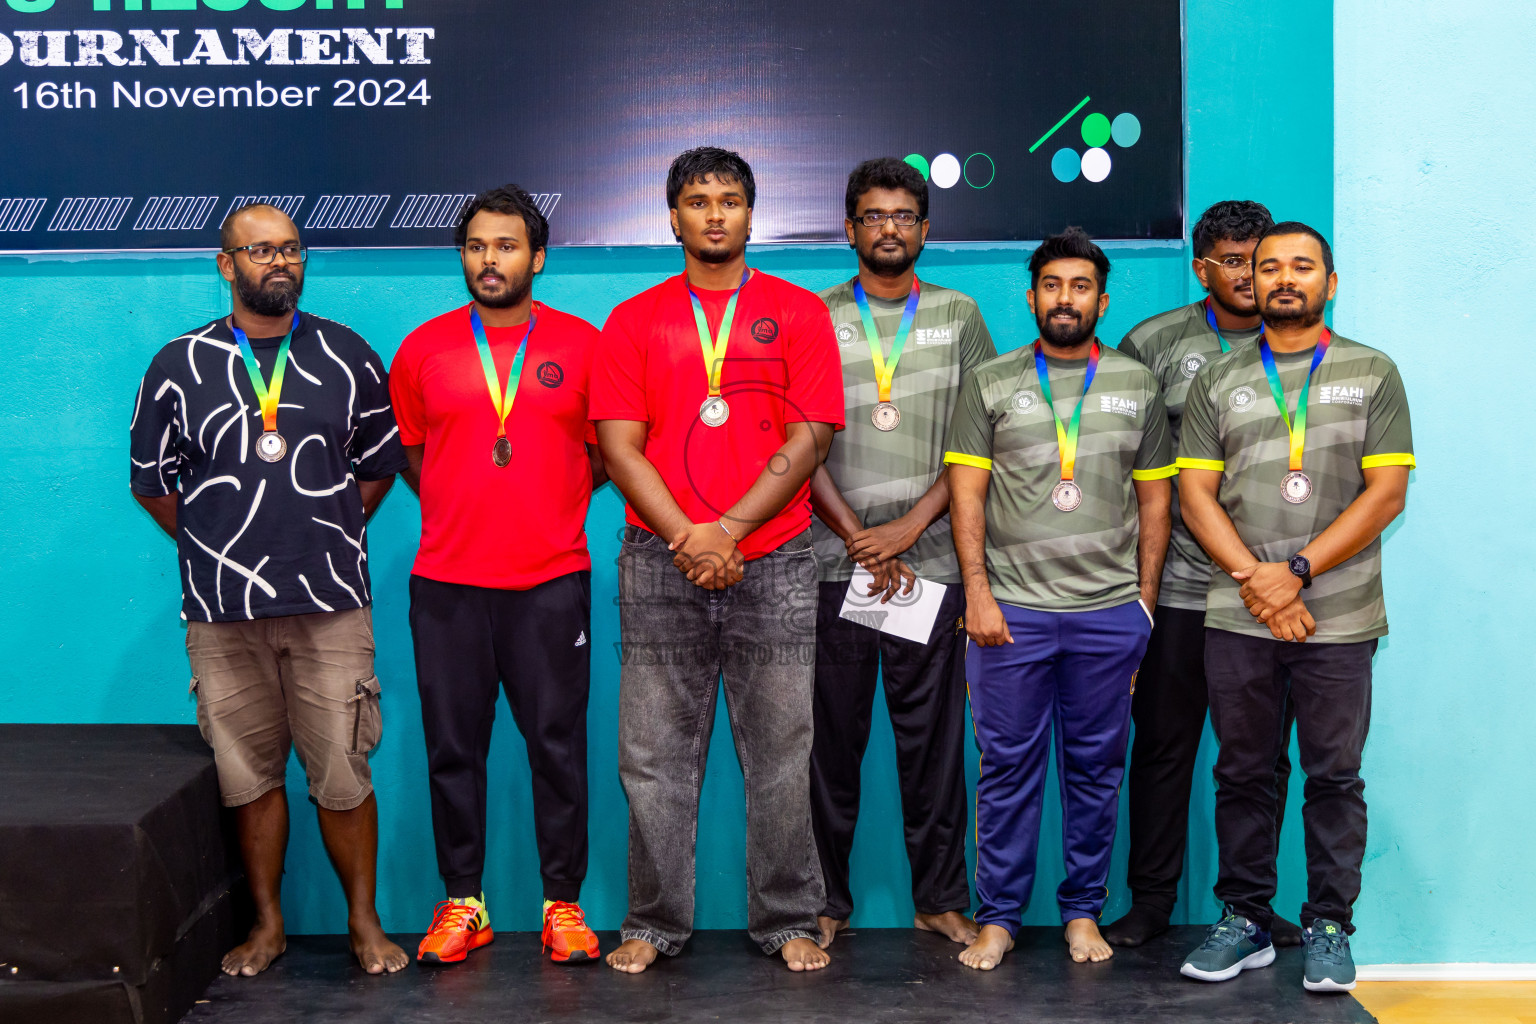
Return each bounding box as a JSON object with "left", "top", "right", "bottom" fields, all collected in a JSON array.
[
  {"left": 781, "top": 936, "right": 830, "bottom": 971},
  {"left": 606, "top": 938, "right": 659, "bottom": 974},
  {"left": 959, "top": 924, "right": 1013, "bottom": 970},
  {"left": 1065, "top": 919, "right": 1113, "bottom": 963},
  {"left": 350, "top": 915, "right": 408, "bottom": 975},
  {"left": 816, "top": 915, "right": 849, "bottom": 949},
  {"left": 915, "top": 911, "right": 979, "bottom": 945},
  {"left": 222, "top": 919, "right": 286, "bottom": 977}
]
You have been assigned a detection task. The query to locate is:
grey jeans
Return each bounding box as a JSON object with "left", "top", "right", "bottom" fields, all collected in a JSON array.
[{"left": 616, "top": 525, "right": 824, "bottom": 955}]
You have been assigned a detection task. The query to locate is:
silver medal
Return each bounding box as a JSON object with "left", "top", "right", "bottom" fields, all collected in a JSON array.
[
  {"left": 492, "top": 436, "right": 513, "bottom": 468},
  {"left": 1051, "top": 479, "right": 1083, "bottom": 512},
  {"left": 256, "top": 431, "right": 287, "bottom": 463},
  {"left": 1281, "top": 470, "right": 1313, "bottom": 504},
  {"left": 699, "top": 396, "right": 730, "bottom": 427},
  {"left": 871, "top": 401, "right": 901, "bottom": 432}
]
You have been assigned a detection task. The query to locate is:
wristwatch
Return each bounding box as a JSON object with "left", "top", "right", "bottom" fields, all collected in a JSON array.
[{"left": 1288, "top": 554, "right": 1313, "bottom": 589}]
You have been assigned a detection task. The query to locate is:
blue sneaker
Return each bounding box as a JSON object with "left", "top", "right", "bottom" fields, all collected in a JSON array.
[
  {"left": 1302, "top": 919, "right": 1356, "bottom": 992},
  {"left": 1180, "top": 910, "right": 1275, "bottom": 982}
]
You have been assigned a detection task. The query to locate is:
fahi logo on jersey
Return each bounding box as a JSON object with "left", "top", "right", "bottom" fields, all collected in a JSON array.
[
  {"left": 1318, "top": 385, "right": 1365, "bottom": 406},
  {"left": 1229, "top": 385, "right": 1257, "bottom": 413},
  {"left": 1181, "top": 353, "right": 1207, "bottom": 379},
  {"left": 835, "top": 322, "right": 858, "bottom": 346},
  {"left": 914, "top": 327, "right": 953, "bottom": 345},
  {"left": 1100, "top": 395, "right": 1139, "bottom": 418},
  {"left": 1010, "top": 390, "right": 1037, "bottom": 414}
]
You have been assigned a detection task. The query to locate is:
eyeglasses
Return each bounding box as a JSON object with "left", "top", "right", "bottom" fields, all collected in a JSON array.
[
  {"left": 855, "top": 211, "right": 922, "bottom": 228},
  {"left": 1200, "top": 255, "right": 1251, "bottom": 280},
  {"left": 223, "top": 243, "right": 309, "bottom": 265}
]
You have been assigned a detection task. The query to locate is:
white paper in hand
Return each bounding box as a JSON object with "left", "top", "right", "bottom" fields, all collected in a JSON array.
[{"left": 838, "top": 568, "right": 947, "bottom": 645}]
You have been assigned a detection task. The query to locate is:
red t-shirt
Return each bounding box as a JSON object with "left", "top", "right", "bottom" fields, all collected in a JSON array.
[
  {"left": 590, "top": 270, "right": 844, "bottom": 560},
  {"left": 390, "top": 302, "right": 599, "bottom": 589}
]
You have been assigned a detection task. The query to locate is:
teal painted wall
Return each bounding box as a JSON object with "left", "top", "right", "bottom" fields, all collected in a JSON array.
[
  {"left": 1333, "top": 1, "right": 1536, "bottom": 964},
  {"left": 0, "top": 0, "right": 1410, "bottom": 956}
]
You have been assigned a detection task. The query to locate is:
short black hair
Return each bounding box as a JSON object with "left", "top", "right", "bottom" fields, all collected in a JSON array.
[
  {"left": 1029, "top": 226, "right": 1110, "bottom": 291},
  {"left": 1254, "top": 220, "right": 1334, "bottom": 276},
  {"left": 666, "top": 147, "right": 756, "bottom": 209},
  {"left": 454, "top": 184, "right": 550, "bottom": 252},
  {"left": 1191, "top": 200, "right": 1273, "bottom": 258},
  {"left": 219, "top": 201, "right": 289, "bottom": 251},
  {"left": 844, "top": 157, "right": 929, "bottom": 221}
]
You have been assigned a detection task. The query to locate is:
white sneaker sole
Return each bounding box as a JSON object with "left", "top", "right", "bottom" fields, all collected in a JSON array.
[
  {"left": 1180, "top": 944, "right": 1276, "bottom": 982},
  {"left": 1303, "top": 975, "right": 1357, "bottom": 992}
]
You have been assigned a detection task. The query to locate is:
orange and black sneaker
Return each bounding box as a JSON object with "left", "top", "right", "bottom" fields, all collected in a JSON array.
[
  {"left": 541, "top": 900, "right": 599, "bottom": 963},
  {"left": 417, "top": 894, "right": 493, "bottom": 964}
]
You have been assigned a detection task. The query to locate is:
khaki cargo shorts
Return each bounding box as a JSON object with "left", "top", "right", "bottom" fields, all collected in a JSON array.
[{"left": 186, "top": 606, "right": 382, "bottom": 811}]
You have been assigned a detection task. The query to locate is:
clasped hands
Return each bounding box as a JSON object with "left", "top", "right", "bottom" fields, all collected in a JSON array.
[
  {"left": 847, "top": 518, "right": 917, "bottom": 604},
  {"left": 1233, "top": 561, "right": 1316, "bottom": 642},
  {"left": 669, "top": 521, "right": 745, "bottom": 590}
]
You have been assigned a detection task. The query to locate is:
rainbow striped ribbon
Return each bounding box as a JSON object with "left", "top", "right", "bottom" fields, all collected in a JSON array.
[
  {"left": 471, "top": 303, "right": 538, "bottom": 440},
  {"left": 853, "top": 277, "right": 921, "bottom": 403},
  {"left": 1204, "top": 299, "right": 1234, "bottom": 354},
  {"left": 687, "top": 270, "right": 750, "bottom": 397},
  {"left": 232, "top": 312, "right": 299, "bottom": 433},
  {"left": 1258, "top": 328, "right": 1332, "bottom": 471},
  {"left": 1033, "top": 339, "right": 1101, "bottom": 481}
]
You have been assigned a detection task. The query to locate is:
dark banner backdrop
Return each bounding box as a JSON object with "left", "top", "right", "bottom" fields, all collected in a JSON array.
[{"left": 0, "top": 0, "right": 1182, "bottom": 250}]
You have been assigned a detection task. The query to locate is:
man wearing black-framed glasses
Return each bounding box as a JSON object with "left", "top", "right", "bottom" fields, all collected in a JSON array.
[{"left": 1103, "top": 200, "right": 1303, "bottom": 950}]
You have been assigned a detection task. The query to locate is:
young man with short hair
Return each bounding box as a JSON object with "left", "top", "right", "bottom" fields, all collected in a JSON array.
[
  {"left": 945, "top": 228, "right": 1174, "bottom": 971},
  {"left": 390, "top": 185, "right": 604, "bottom": 966},
  {"left": 809, "top": 156, "right": 995, "bottom": 950},
  {"left": 592, "top": 147, "right": 844, "bottom": 974},
  {"left": 1176, "top": 223, "right": 1412, "bottom": 992}
]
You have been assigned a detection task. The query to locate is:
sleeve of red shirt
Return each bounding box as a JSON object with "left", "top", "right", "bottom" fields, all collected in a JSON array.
[
  {"left": 785, "top": 286, "right": 846, "bottom": 429},
  {"left": 388, "top": 330, "right": 427, "bottom": 446},
  {"left": 590, "top": 298, "right": 649, "bottom": 422}
]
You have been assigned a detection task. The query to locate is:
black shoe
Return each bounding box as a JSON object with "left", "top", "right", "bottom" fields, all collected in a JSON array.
[
  {"left": 1271, "top": 916, "right": 1303, "bottom": 947},
  {"left": 1101, "top": 905, "right": 1170, "bottom": 947}
]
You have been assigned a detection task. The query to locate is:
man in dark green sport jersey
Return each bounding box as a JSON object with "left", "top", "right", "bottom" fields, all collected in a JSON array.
[{"left": 809, "top": 157, "right": 996, "bottom": 949}]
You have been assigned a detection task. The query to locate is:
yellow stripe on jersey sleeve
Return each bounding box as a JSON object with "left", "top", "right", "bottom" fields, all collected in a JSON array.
[
  {"left": 1361, "top": 453, "right": 1416, "bottom": 469},
  {"left": 944, "top": 452, "right": 994, "bottom": 471},
  {"left": 1175, "top": 458, "right": 1226, "bottom": 472},
  {"left": 1132, "top": 464, "right": 1179, "bottom": 481}
]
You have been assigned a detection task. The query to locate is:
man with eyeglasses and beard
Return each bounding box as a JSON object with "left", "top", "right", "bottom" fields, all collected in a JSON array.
[
  {"left": 1104, "top": 201, "right": 1304, "bottom": 950},
  {"left": 389, "top": 185, "right": 606, "bottom": 967},
  {"left": 807, "top": 157, "right": 995, "bottom": 951},
  {"left": 129, "top": 203, "right": 409, "bottom": 977},
  {"left": 944, "top": 228, "right": 1174, "bottom": 971},
  {"left": 1176, "top": 223, "right": 1412, "bottom": 993}
]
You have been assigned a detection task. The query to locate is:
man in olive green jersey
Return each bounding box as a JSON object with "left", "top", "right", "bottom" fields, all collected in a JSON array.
[
  {"left": 1176, "top": 223, "right": 1412, "bottom": 993},
  {"left": 1104, "top": 201, "right": 1301, "bottom": 950},
  {"left": 809, "top": 157, "right": 996, "bottom": 949}
]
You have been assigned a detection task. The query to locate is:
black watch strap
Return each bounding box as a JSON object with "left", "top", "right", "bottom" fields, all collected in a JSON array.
[{"left": 1288, "top": 554, "right": 1313, "bottom": 589}]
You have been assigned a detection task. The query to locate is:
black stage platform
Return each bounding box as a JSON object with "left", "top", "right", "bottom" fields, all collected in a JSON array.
[{"left": 184, "top": 927, "right": 1376, "bottom": 1024}]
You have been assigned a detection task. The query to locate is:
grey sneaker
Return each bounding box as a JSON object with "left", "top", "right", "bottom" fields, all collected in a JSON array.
[
  {"left": 1180, "top": 910, "right": 1275, "bottom": 982},
  {"left": 1303, "top": 919, "right": 1356, "bottom": 992}
]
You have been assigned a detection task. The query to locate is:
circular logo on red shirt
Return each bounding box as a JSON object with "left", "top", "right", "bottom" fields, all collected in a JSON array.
[
  {"left": 536, "top": 360, "right": 564, "bottom": 388},
  {"left": 750, "top": 317, "right": 779, "bottom": 343}
]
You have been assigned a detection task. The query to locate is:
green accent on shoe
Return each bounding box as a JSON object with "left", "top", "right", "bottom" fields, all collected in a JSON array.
[
  {"left": 1303, "top": 919, "right": 1356, "bottom": 992},
  {"left": 1180, "top": 910, "right": 1275, "bottom": 982}
]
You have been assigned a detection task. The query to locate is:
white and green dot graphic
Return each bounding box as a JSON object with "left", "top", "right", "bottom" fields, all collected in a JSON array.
[
  {"left": 903, "top": 152, "right": 996, "bottom": 189},
  {"left": 1029, "top": 95, "right": 1141, "bottom": 184}
]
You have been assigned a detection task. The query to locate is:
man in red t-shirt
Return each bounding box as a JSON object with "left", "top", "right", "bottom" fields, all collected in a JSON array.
[
  {"left": 592, "top": 148, "right": 845, "bottom": 974},
  {"left": 389, "top": 186, "right": 605, "bottom": 967}
]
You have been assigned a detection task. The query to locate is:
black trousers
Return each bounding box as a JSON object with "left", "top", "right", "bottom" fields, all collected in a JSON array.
[
  {"left": 1205, "top": 628, "right": 1375, "bottom": 932},
  {"left": 1123, "top": 606, "right": 1294, "bottom": 916},
  {"left": 409, "top": 571, "right": 591, "bottom": 902},
  {"left": 809, "top": 579, "right": 971, "bottom": 921}
]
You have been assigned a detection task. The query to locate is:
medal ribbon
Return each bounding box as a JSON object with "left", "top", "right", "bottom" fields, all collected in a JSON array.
[
  {"left": 687, "top": 270, "right": 750, "bottom": 397},
  {"left": 1204, "top": 299, "right": 1234, "bottom": 354},
  {"left": 232, "top": 312, "right": 300, "bottom": 433},
  {"left": 1258, "top": 328, "right": 1332, "bottom": 472},
  {"left": 853, "top": 277, "right": 921, "bottom": 403},
  {"left": 1033, "top": 340, "right": 1101, "bottom": 481},
  {"left": 471, "top": 303, "right": 538, "bottom": 440}
]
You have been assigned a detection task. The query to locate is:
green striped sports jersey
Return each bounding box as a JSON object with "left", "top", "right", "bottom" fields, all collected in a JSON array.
[
  {"left": 1178, "top": 333, "right": 1415, "bottom": 642},
  {"left": 813, "top": 278, "right": 997, "bottom": 584},
  {"left": 944, "top": 341, "right": 1176, "bottom": 612},
  {"left": 1120, "top": 301, "right": 1262, "bottom": 610}
]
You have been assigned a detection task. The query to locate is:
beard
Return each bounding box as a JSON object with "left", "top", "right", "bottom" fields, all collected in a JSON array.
[
  {"left": 1037, "top": 305, "right": 1098, "bottom": 347},
  {"left": 683, "top": 232, "right": 745, "bottom": 265},
  {"left": 1260, "top": 287, "right": 1326, "bottom": 330},
  {"left": 1209, "top": 283, "right": 1259, "bottom": 318},
  {"left": 858, "top": 236, "right": 922, "bottom": 277},
  {"left": 465, "top": 264, "right": 534, "bottom": 309},
  {"left": 235, "top": 265, "right": 301, "bottom": 317}
]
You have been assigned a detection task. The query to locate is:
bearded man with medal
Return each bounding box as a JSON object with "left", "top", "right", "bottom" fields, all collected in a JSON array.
[
  {"left": 389, "top": 186, "right": 607, "bottom": 967},
  {"left": 592, "top": 148, "right": 845, "bottom": 975},
  {"left": 129, "top": 203, "right": 409, "bottom": 978},
  {"left": 942, "top": 228, "right": 1175, "bottom": 972},
  {"left": 1175, "top": 223, "right": 1414, "bottom": 994},
  {"left": 807, "top": 158, "right": 997, "bottom": 953}
]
